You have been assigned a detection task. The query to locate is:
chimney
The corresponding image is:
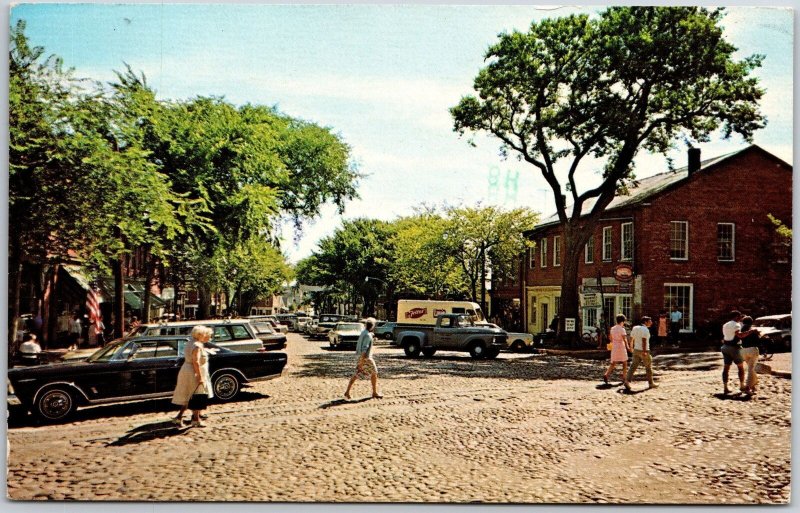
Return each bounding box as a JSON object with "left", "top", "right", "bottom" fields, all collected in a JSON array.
[{"left": 688, "top": 147, "right": 701, "bottom": 176}]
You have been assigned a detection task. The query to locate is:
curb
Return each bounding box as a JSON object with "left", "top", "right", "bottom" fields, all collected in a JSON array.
[{"left": 755, "top": 361, "right": 791, "bottom": 379}]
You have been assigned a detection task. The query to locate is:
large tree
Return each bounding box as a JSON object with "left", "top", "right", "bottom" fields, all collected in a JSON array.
[
  {"left": 452, "top": 7, "right": 764, "bottom": 341},
  {"left": 444, "top": 205, "right": 537, "bottom": 312}
]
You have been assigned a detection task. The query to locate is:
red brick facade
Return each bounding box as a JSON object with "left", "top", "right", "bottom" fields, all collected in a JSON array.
[{"left": 517, "top": 146, "right": 791, "bottom": 336}]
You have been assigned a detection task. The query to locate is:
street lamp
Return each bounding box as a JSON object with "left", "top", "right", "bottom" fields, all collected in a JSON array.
[{"left": 364, "top": 276, "right": 387, "bottom": 286}]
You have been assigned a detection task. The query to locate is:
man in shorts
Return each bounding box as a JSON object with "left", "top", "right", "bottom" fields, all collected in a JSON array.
[
  {"left": 344, "top": 317, "right": 383, "bottom": 400},
  {"left": 721, "top": 310, "right": 746, "bottom": 394}
]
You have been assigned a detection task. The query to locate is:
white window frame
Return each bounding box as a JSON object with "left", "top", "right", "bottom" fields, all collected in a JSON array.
[
  {"left": 670, "top": 221, "right": 689, "bottom": 261},
  {"left": 717, "top": 223, "right": 735, "bottom": 262},
  {"left": 621, "top": 222, "right": 633, "bottom": 261},
  {"left": 540, "top": 238, "right": 548, "bottom": 268},
  {"left": 553, "top": 236, "right": 561, "bottom": 267},
  {"left": 664, "top": 283, "right": 694, "bottom": 332},
  {"left": 585, "top": 236, "right": 594, "bottom": 264},
  {"left": 602, "top": 226, "right": 612, "bottom": 261}
]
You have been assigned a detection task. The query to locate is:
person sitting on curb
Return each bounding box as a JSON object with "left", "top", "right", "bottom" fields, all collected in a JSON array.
[{"left": 625, "top": 316, "right": 657, "bottom": 391}]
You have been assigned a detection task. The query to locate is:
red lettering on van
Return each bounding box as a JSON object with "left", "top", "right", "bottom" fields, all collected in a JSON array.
[{"left": 405, "top": 308, "right": 427, "bottom": 319}]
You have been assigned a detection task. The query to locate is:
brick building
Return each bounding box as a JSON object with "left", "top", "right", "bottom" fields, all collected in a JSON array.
[{"left": 493, "top": 145, "right": 791, "bottom": 337}]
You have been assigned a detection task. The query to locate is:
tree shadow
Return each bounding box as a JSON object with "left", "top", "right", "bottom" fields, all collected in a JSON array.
[{"left": 106, "top": 420, "right": 193, "bottom": 446}]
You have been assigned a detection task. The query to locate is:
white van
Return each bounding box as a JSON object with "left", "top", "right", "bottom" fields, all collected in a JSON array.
[{"left": 396, "top": 300, "right": 485, "bottom": 326}]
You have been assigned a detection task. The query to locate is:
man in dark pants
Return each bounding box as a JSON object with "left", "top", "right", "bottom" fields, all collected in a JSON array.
[{"left": 669, "top": 307, "right": 683, "bottom": 346}]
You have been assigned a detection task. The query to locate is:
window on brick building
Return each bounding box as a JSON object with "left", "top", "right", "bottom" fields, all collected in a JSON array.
[
  {"left": 717, "top": 223, "right": 735, "bottom": 262},
  {"left": 664, "top": 284, "right": 693, "bottom": 331},
  {"left": 529, "top": 246, "right": 535, "bottom": 269},
  {"left": 620, "top": 296, "right": 632, "bottom": 321},
  {"left": 553, "top": 236, "right": 561, "bottom": 266},
  {"left": 540, "top": 238, "right": 548, "bottom": 267},
  {"left": 670, "top": 221, "right": 688, "bottom": 260},
  {"left": 621, "top": 222, "right": 633, "bottom": 261},
  {"left": 602, "top": 226, "right": 612, "bottom": 261},
  {"left": 585, "top": 236, "right": 594, "bottom": 264}
]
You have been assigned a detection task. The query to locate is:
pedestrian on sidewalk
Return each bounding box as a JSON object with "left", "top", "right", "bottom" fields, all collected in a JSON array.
[
  {"left": 625, "top": 316, "right": 657, "bottom": 391},
  {"left": 739, "top": 316, "right": 762, "bottom": 394},
  {"left": 603, "top": 314, "right": 631, "bottom": 387},
  {"left": 655, "top": 311, "right": 668, "bottom": 350},
  {"left": 721, "top": 310, "right": 747, "bottom": 395},
  {"left": 344, "top": 317, "right": 383, "bottom": 400},
  {"left": 171, "top": 325, "right": 214, "bottom": 427}
]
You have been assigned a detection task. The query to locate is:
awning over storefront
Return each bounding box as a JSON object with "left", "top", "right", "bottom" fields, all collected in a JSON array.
[{"left": 62, "top": 266, "right": 166, "bottom": 310}]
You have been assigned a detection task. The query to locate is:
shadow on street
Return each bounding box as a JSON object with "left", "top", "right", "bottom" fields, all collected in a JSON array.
[
  {"left": 7, "top": 389, "right": 270, "bottom": 428},
  {"left": 106, "top": 420, "right": 193, "bottom": 446}
]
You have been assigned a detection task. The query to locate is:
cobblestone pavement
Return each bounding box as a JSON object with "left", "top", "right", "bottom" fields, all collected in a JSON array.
[{"left": 6, "top": 334, "right": 791, "bottom": 503}]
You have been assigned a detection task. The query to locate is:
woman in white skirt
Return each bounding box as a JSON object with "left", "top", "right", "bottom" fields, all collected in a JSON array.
[{"left": 171, "top": 325, "right": 214, "bottom": 427}]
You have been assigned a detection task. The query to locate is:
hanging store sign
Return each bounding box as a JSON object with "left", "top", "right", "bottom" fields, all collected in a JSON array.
[{"left": 614, "top": 264, "right": 634, "bottom": 282}]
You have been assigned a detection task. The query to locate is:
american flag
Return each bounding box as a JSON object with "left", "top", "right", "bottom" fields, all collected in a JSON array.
[{"left": 86, "top": 288, "right": 103, "bottom": 329}]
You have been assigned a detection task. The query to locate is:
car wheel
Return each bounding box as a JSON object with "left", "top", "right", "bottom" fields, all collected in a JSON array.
[
  {"left": 470, "top": 341, "right": 487, "bottom": 359},
  {"left": 213, "top": 372, "right": 241, "bottom": 401},
  {"left": 421, "top": 347, "right": 436, "bottom": 358},
  {"left": 511, "top": 340, "right": 526, "bottom": 352},
  {"left": 384, "top": 332, "right": 393, "bottom": 340},
  {"left": 36, "top": 387, "right": 76, "bottom": 422},
  {"left": 403, "top": 338, "right": 421, "bottom": 358},
  {"left": 784, "top": 336, "right": 791, "bottom": 351}
]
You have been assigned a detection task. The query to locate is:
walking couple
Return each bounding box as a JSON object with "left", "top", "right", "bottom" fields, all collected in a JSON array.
[
  {"left": 721, "top": 310, "right": 761, "bottom": 395},
  {"left": 603, "top": 314, "right": 658, "bottom": 391}
]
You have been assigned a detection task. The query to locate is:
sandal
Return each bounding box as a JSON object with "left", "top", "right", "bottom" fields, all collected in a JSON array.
[
  {"left": 372, "top": 394, "right": 384, "bottom": 399},
  {"left": 170, "top": 417, "right": 183, "bottom": 426},
  {"left": 191, "top": 420, "right": 207, "bottom": 428}
]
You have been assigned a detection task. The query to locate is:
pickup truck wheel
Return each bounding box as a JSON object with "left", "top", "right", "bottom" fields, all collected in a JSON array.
[
  {"left": 469, "top": 342, "right": 487, "bottom": 359},
  {"left": 384, "top": 332, "right": 393, "bottom": 340},
  {"left": 421, "top": 347, "right": 436, "bottom": 358},
  {"left": 36, "top": 386, "right": 76, "bottom": 422},
  {"left": 403, "top": 338, "right": 421, "bottom": 358},
  {"left": 510, "top": 340, "right": 526, "bottom": 352}
]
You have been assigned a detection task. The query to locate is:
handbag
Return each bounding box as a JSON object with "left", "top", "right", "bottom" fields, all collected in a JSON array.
[
  {"left": 606, "top": 342, "right": 613, "bottom": 351},
  {"left": 187, "top": 382, "right": 209, "bottom": 410}
]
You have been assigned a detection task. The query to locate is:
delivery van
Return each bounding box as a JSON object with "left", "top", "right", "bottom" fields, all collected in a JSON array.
[{"left": 396, "top": 300, "right": 485, "bottom": 326}]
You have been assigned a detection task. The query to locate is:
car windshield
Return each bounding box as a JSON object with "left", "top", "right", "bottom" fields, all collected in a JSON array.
[
  {"left": 753, "top": 318, "right": 781, "bottom": 328},
  {"left": 86, "top": 340, "right": 126, "bottom": 362},
  {"left": 252, "top": 322, "right": 275, "bottom": 334},
  {"left": 339, "top": 323, "right": 363, "bottom": 331}
]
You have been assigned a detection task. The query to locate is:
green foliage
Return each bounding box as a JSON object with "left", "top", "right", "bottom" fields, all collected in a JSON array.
[{"left": 768, "top": 214, "right": 792, "bottom": 240}]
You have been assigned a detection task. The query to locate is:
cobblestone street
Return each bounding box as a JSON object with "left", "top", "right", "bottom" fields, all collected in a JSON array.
[{"left": 6, "top": 333, "right": 792, "bottom": 503}]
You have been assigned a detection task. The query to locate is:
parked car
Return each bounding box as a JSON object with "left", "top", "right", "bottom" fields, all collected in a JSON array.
[
  {"left": 247, "top": 316, "right": 288, "bottom": 334},
  {"left": 275, "top": 314, "right": 297, "bottom": 331},
  {"left": 250, "top": 321, "right": 288, "bottom": 351},
  {"left": 374, "top": 321, "right": 397, "bottom": 341},
  {"left": 505, "top": 332, "right": 534, "bottom": 352},
  {"left": 311, "top": 314, "right": 346, "bottom": 340},
  {"left": 328, "top": 322, "right": 365, "bottom": 349},
  {"left": 7, "top": 337, "right": 287, "bottom": 422},
  {"left": 752, "top": 314, "right": 792, "bottom": 351},
  {"left": 297, "top": 316, "right": 312, "bottom": 332},
  {"left": 132, "top": 319, "right": 264, "bottom": 352}
]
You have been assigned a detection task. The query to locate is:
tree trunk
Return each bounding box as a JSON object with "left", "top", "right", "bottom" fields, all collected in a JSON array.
[
  {"left": 199, "top": 286, "right": 211, "bottom": 319},
  {"left": 480, "top": 243, "right": 487, "bottom": 315},
  {"left": 558, "top": 222, "right": 594, "bottom": 346},
  {"left": 8, "top": 247, "right": 23, "bottom": 358},
  {"left": 113, "top": 254, "right": 125, "bottom": 338},
  {"left": 142, "top": 250, "right": 154, "bottom": 323}
]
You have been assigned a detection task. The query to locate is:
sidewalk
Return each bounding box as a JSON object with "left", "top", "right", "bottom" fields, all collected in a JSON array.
[{"left": 756, "top": 352, "right": 792, "bottom": 378}]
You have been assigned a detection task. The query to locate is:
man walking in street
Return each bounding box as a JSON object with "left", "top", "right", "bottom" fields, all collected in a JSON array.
[
  {"left": 626, "top": 316, "right": 657, "bottom": 391},
  {"left": 344, "top": 317, "right": 383, "bottom": 400}
]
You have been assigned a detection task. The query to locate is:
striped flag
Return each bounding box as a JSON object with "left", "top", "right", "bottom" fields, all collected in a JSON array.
[{"left": 86, "top": 288, "right": 103, "bottom": 329}]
